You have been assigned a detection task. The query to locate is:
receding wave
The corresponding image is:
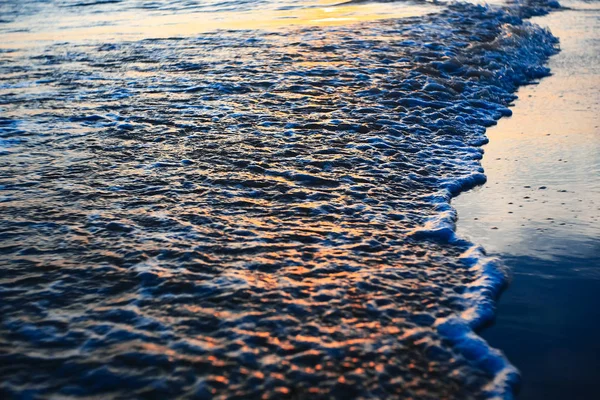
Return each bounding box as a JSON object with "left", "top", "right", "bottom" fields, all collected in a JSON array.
[{"left": 0, "top": 1, "right": 559, "bottom": 398}]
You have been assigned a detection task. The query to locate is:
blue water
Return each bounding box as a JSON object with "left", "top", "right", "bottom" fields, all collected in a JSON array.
[{"left": 0, "top": 1, "right": 560, "bottom": 398}]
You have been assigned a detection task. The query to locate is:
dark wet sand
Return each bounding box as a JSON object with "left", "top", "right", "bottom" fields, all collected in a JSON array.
[{"left": 454, "top": 1, "right": 600, "bottom": 399}]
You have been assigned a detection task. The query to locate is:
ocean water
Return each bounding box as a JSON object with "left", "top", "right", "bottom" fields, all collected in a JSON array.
[{"left": 0, "top": 1, "right": 559, "bottom": 399}]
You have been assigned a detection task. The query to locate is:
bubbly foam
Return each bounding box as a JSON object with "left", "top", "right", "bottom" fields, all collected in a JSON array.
[{"left": 0, "top": 1, "right": 559, "bottom": 398}]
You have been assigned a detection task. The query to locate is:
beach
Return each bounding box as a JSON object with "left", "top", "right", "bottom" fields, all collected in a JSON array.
[
  {"left": 454, "top": 1, "right": 600, "bottom": 398},
  {"left": 1, "top": 0, "right": 596, "bottom": 398}
]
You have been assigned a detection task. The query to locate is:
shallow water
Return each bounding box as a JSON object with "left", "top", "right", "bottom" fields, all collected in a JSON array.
[
  {"left": 0, "top": 0, "right": 435, "bottom": 48},
  {"left": 1, "top": 1, "right": 560, "bottom": 398}
]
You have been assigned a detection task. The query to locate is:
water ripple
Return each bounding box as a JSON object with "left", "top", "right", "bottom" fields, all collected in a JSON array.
[{"left": 0, "top": 1, "right": 559, "bottom": 398}]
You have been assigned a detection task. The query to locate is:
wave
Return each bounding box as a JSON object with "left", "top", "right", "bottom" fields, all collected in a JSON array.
[{"left": 0, "top": 1, "right": 559, "bottom": 398}]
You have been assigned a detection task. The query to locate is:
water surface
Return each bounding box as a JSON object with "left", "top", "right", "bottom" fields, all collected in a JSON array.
[{"left": 0, "top": 1, "right": 561, "bottom": 398}]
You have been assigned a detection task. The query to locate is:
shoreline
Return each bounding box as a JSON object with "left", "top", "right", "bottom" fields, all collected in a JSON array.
[
  {"left": 454, "top": 1, "right": 600, "bottom": 399},
  {"left": 0, "top": 0, "right": 594, "bottom": 398}
]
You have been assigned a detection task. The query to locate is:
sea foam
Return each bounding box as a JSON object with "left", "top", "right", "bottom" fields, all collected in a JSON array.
[{"left": 0, "top": 1, "right": 559, "bottom": 398}]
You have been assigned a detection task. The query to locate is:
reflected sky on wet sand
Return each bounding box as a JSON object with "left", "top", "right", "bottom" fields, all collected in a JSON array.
[{"left": 454, "top": 1, "right": 600, "bottom": 398}]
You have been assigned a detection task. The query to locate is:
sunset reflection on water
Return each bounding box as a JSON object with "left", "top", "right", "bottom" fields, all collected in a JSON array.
[
  {"left": 0, "top": 0, "right": 562, "bottom": 398},
  {"left": 0, "top": 0, "right": 434, "bottom": 48}
]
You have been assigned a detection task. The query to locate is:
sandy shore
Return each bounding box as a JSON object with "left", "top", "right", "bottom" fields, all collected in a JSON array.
[{"left": 454, "top": 1, "right": 600, "bottom": 399}]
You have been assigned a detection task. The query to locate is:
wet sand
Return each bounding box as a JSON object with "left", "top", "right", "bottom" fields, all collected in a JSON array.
[{"left": 454, "top": 1, "right": 600, "bottom": 399}]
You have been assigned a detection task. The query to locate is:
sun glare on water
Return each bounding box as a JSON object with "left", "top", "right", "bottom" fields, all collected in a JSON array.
[{"left": 0, "top": 0, "right": 433, "bottom": 49}]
